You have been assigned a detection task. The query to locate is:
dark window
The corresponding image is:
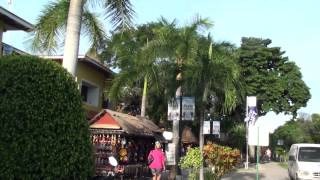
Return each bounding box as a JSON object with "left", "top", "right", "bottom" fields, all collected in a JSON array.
[
  {"left": 81, "top": 85, "right": 88, "bottom": 102},
  {"left": 298, "top": 147, "right": 320, "bottom": 162}
]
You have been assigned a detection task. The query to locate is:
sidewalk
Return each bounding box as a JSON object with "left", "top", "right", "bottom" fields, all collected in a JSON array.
[{"left": 221, "top": 162, "right": 289, "bottom": 180}]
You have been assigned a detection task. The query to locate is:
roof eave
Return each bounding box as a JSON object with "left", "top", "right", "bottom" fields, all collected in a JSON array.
[{"left": 0, "top": 6, "right": 33, "bottom": 31}]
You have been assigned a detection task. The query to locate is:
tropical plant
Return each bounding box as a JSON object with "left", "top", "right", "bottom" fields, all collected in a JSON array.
[
  {"left": 102, "top": 22, "right": 174, "bottom": 117},
  {"left": 31, "top": 0, "right": 135, "bottom": 75},
  {"left": 179, "top": 147, "right": 203, "bottom": 180},
  {"left": 227, "top": 123, "right": 246, "bottom": 152},
  {"left": 0, "top": 55, "right": 93, "bottom": 179},
  {"left": 203, "top": 142, "right": 241, "bottom": 179}
]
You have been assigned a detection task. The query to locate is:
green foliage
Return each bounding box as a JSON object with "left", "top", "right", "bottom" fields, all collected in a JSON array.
[
  {"left": 238, "top": 37, "right": 310, "bottom": 117},
  {"left": 271, "top": 119, "right": 315, "bottom": 150},
  {"left": 179, "top": 147, "right": 203, "bottom": 180},
  {"left": 227, "top": 123, "right": 246, "bottom": 151},
  {"left": 0, "top": 56, "right": 93, "bottom": 179}
]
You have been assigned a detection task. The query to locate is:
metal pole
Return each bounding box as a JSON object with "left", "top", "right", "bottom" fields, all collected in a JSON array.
[
  {"left": 245, "top": 121, "right": 249, "bottom": 169},
  {"left": 256, "top": 127, "right": 260, "bottom": 180},
  {"left": 245, "top": 97, "right": 249, "bottom": 169},
  {"left": 177, "top": 93, "right": 182, "bottom": 177}
]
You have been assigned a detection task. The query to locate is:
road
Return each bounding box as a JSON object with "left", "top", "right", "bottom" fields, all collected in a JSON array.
[{"left": 222, "top": 162, "right": 289, "bottom": 180}]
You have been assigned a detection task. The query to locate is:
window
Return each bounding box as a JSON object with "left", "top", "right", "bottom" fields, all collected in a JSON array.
[
  {"left": 81, "top": 81, "right": 99, "bottom": 107},
  {"left": 298, "top": 147, "right": 320, "bottom": 162}
]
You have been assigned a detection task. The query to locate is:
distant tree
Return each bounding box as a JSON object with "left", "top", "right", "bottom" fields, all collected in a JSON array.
[
  {"left": 271, "top": 120, "right": 314, "bottom": 150},
  {"left": 238, "top": 37, "right": 311, "bottom": 118},
  {"left": 272, "top": 121, "right": 310, "bottom": 150},
  {"left": 309, "top": 113, "right": 320, "bottom": 143},
  {"left": 311, "top": 113, "right": 320, "bottom": 121},
  {"left": 297, "top": 112, "right": 311, "bottom": 121}
]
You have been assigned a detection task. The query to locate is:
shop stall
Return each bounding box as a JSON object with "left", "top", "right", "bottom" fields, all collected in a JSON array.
[{"left": 89, "top": 109, "right": 163, "bottom": 179}]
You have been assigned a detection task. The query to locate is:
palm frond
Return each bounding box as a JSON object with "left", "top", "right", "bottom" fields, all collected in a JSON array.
[
  {"left": 104, "top": 0, "right": 135, "bottom": 31},
  {"left": 30, "top": 0, "right": 69, "bottom": 54},
  {"left": 109, "top": 69, "right": 140, "bottom": 102},
  {"left": 189, "top": 14, "right": 213, "bottom": 33},
  {"left": 82, "top": 7, "right": 107, "bottom": 54}
]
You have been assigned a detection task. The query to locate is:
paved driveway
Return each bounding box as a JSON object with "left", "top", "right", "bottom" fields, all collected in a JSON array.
[{"left": 222, "top": 162, "right": 289, "bottom": 180}]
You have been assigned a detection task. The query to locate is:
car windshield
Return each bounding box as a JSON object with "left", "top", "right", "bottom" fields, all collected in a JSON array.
[{"left": 298, "top": 147, "right": 320, "bottom": 162}]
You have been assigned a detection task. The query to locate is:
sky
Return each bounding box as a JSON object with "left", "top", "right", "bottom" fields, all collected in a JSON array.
[{"left": 1, "top": 0, "right": 319, "bottom": 132}]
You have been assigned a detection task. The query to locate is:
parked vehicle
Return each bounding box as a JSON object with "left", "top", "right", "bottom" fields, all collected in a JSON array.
[{"left": 288, "top": 143, "right": 320, "bottom": 180}]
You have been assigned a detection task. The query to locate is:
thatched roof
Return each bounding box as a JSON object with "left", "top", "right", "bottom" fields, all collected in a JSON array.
[
  {"left": 89, "top": 109, "right": 162, "bottom": 137},
  {"left": 181, "top": 126, "right": 198, "bottom": 144}
]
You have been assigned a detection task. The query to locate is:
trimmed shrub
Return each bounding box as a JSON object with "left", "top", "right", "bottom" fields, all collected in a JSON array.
[{"left": 0, "top": 56, "right": 93, "bottom": 179}]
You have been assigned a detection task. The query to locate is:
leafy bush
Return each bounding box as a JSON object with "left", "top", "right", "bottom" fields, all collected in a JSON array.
[
  {"left": 179, "top": 147, "right": 203, "bottom": 180},
  {"left": 0, "top": 56, "right": 93, "bottom": 179},
  {"left": 203, "top": 142, "right": 240, "bottom": 178}
]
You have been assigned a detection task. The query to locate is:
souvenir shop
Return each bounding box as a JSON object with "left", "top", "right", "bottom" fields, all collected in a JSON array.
[{"left": 89, "top": 109, "right": 163, "bottom": 178}]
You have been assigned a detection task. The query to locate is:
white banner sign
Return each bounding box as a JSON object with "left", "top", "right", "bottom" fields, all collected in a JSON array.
[
  {"left": 203, "top": 121, "right": 211, "bottom": 134},
  {"left": 165, "top": 143, "right": 176, "bottom": 165},
  {"left": 168, "top": 99, "right": 180, "bottom": 121},
  {"left": 247, "top": 96, "right": 257, "bottom": 107},
  {"left": 168, "top": 97, "right": 195, "bottom": 121},
  {"left": 248, "top": 124, "right": 269, "bottom": 146},
  {"left": 212, "top": 121, "right": 220, "bottom": 135}
]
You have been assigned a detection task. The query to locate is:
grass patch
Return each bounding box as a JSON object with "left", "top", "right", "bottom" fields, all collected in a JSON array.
[{"left": 278, "top": 162, "right": 288, "bottom": 169}]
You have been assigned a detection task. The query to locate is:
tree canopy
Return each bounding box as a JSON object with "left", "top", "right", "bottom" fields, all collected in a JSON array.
[{"left": 238, "top": 37, "right": 311, "bottom": 117}]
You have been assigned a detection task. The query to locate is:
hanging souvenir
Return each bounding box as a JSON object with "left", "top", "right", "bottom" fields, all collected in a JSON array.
[{"left": 117, "top": 135, "right": 121, "bottom": 144}]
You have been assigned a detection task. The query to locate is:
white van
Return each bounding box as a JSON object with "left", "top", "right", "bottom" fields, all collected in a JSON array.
[{"left": 288, "top": 143, "right": 320, "bottom": 180}]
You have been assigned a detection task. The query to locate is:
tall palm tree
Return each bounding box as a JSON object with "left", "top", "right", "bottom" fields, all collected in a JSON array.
[
  {"left": 142, "top": 16, "right": 214, "bottom": 179},
  {"left": 144, "top": 17, "right": 243, "bottom": 179},
  {"left": 31, "top": 0, "right": 135, "bottom": 75},
  {"left": 184, "top": 37, "right": 243, "bottom": 180}
]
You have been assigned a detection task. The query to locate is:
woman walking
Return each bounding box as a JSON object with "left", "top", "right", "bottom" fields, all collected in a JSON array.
[{"left": 148, "top": 141, "right": 166, "bottom": 180}]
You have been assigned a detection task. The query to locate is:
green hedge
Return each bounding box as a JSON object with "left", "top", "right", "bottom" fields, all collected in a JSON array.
[{"left": 0, "top": 56, "right": 93, "bottom": 179}]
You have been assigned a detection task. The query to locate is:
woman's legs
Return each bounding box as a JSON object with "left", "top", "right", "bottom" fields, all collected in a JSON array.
[
  {"left": 152, "top": 174, "right": 158, "bottom": 180},
  {"left": 156, "top": 174, "right": 161, "bottom": 180}
]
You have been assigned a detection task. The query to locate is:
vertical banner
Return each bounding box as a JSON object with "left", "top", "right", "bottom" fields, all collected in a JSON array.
[
  {"left": 182, "top": 97, "right": 195, "bottom": 121},
  {"left": 203, "top": 121, "right": 211, "bottom": 134},
  {"left": 245, "top": 96, "right": 258, "bottom": 124},
  {"left": 212, "top": 121, "right": 220, "bottom": 135},
  {"left": 168, "top": 98, "right": 180, "bottom": 121},
  {"left": 168, "top": 97, "right": 195, "bottom": 121}
]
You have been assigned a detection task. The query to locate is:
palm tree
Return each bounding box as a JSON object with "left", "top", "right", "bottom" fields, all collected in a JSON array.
[
  {"left": 147, "top": 20, "right": 243, "bottom": 179},
  {"left": 182, "top": 36, "right": 243, "bottom": 179},
  {"left": 104, "top": 22, "right": 174, "bottom": 117},
  {"left": 31, "top": 0, "right": 135, "bottom": 75},
  {"left": 106, "top": 17, "right": 243, "bottom": 179},
  {"left": 142, "top": 16, "right": 214, "bottom": 179}
]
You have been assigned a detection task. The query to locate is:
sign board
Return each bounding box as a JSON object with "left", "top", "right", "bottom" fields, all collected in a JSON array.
[
  {"left": 247, "top": 96, "right": 257, "bottom": 107},
  {"left": 248, "top": 124, "right": 269, "bottom": 146},
  {"left": 168, "top": 97, "right": 195, "bottom": 121},
  {"left": 165, "top": 143, "right": 176, "bottom": 165},
  {"left": 203, "top": 121, "right": 211, "bottom": 134},
  {"left": 168, "top": 99, "right": 180, "bottom": 121},
  {"left": 277, "top": 139, "right": 284, "bottom": 146},
  {"left": 212, "top": 121, "right": 220, "bottom": 135}
]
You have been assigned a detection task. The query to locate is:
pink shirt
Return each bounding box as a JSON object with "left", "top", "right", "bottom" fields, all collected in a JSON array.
[{"left": 148, "top": 149, "right": 165, "bottom": 169}]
